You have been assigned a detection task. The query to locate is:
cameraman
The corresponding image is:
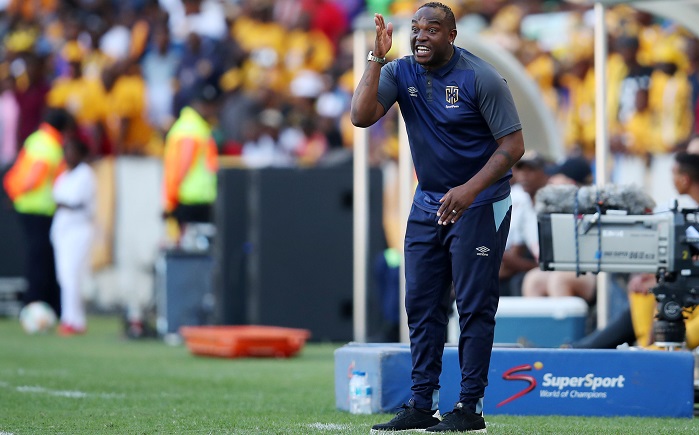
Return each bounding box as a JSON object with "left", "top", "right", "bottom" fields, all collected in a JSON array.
[
  {"left": 521, "top": 156, "right": 597, "bottom": 303},
  {"left": 630, "top": 152, "right": 699, "bottom": 349}
]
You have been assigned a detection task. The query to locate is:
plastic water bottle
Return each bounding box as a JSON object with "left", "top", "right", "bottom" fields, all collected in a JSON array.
[{"left": 348, "top": 370, "right": 372, "bottom": 414}]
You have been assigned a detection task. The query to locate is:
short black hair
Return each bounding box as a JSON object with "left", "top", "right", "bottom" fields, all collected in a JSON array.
[
  {"left": 42, "top": 108, "right": 74, "bottom": 132},
  {"left": 418, "top": 2, "right": 456, "bottom": 30},
  {"left": 675, "top": 152, "right": 699, "bottom": 183}
]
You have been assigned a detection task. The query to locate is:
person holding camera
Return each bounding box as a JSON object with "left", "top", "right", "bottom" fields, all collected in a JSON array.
[
  {"left": 629, "top": 152, "right": 699, "bottom": 349},
  {"left": 520, "top": 156, "right": 597, "bottom": 303}
]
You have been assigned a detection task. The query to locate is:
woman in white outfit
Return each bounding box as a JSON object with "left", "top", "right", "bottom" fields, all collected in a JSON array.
[{"left": 51, "top": 139, "right": 96, "bottom": 335}]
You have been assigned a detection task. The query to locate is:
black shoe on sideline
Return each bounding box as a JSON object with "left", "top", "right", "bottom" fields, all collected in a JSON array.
[
  {"left": 425, "top": 402, "right": 486, "bottom": 433},
  {"left": 371, "top": 401, "right": 441, "bottom": 432}
]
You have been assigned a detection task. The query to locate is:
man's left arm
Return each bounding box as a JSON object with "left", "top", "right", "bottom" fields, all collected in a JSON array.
[
  {"left": 438, "top": 64, "right": 524, "bottom": 225},
  {"left": 438, "top": 130, "right": 524, "bottom": 224}
]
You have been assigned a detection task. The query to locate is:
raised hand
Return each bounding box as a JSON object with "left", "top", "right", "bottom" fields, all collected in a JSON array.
[{"left": 374, "top": 13, "right": 393, "bottom": 58}]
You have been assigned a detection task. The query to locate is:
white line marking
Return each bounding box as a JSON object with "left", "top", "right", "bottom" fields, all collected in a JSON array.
[
  {"left": 307, "top": 423, "right": 352, "bottom": 431},
  {"left": 9, "top": 384, "right": 125, "bottom": 399}
]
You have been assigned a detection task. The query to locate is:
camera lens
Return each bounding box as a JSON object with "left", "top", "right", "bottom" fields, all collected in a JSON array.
[{"left": 653, "top": 319, "right": 686, "bottom": 345}]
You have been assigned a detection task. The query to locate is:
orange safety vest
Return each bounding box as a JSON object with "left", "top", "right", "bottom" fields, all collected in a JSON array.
[
  {"left": 163, "top": 107, "right": 218, "bottom": 212},
  {"left": 3, "top": 124, "right": 64, "bottom": 215}
]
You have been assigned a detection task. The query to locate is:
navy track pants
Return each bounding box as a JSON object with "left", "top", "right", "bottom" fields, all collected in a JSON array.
[{"left": 404, "top": 196, "right": 511, "bottom": 413}]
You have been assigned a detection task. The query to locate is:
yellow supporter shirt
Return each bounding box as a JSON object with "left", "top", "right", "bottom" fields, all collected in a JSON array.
[
  {"left": 559, "top": 69, "right": 595, "bottom": 157},
  {"left": 231, "top": 16, "right": 285, "bottom": 56},
  {"left": 232, "top": 16, "right": 287, "bottom": 93},
  {"left": 525, "top": 54, "right": 558, "bottom": 115},
  {"left": 577, "top": 68, "right": 597, "bottom": 158},
  {"left": 648, "top": 70, "right": 693, "bottom": 153},
  {"left": 606, "top": 53, "right": 629, "bottom": 134},
  {"left": 106, "top": 74, "right": 153, "bottom": 155},
  {"left": 623, "top": 109, "right": 660, "bottom": 155},
  {"left": 47, "top": 76, "right": 108, "bottom": 125},
  {"left": 284, "top": 29, "right": 334, "bottom": 74}
]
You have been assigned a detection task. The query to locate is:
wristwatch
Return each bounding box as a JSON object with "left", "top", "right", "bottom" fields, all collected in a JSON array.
[{"left": 367, "top": 51, "right": 387, "bottom": 65}]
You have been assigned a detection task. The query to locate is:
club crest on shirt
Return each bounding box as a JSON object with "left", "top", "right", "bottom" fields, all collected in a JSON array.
[
  {"left": 445, "top": 86, "right": 459, "bottom": 108},
  {"left": 408, "top": 86, "right": 418, "bottom": 97}
]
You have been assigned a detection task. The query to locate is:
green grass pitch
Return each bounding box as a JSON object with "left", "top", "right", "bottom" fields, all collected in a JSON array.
[{"left": 1, "top": 315, "right": 698, "bottom": 434}]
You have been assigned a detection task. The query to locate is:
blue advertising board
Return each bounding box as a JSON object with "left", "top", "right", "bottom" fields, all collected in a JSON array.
[
  {"left": 334, "top": 344, "right": 695, "bottom": 418},
  {"left": 485, "top": 348, "right": 694, "bottom": 418}
]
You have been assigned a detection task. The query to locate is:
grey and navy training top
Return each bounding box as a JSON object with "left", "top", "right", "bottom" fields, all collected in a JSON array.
[{"left": 376, "top": 46, "right": 522, "bottom": 212}]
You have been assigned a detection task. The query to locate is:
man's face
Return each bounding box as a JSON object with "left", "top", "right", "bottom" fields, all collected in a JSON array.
[
  {"left": 410, "top": 7, "right": 456, "bottom": 69},
  {"left": 672, "top": 162, "right": 688, "bottom": 195},
  {"left": 514, "top": 165, "right": 548, "bottom": 197}
]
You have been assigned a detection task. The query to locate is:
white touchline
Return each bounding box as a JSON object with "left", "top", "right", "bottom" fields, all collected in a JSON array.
[
  {"left": 17, "top": 386, "right": 87, "bottom": 398},
  {"left": 13, "top": 385, "right": 125, "bottom": 399},
  {"left": 307, "top": 423, "right": 352, "bottom": 431}
]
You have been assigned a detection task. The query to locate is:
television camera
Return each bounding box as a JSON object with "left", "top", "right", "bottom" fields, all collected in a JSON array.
[{"left": 536, "top": 185, "right": 699, "bottom": 348}]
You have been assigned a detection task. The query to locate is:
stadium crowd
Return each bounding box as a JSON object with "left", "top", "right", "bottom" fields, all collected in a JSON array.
[
  {"left": 0, "top": 0, "right": 698, "bottom": 172},
  {"left": 3, "top": 0, "right": 699, "bottom": 340}
]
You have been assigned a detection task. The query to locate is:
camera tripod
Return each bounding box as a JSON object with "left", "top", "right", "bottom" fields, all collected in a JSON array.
[{"left": 651, "top": 274, "right": 699, "bottom": 350}]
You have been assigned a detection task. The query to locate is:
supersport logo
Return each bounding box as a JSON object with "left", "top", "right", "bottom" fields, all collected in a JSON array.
[{"left": 496, "top": 362, "right": 543, "bottom": 407}]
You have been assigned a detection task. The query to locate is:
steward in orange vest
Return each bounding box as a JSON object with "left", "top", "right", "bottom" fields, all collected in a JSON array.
[
  {"left": 163, "top": 85, "right": 219, "bottom": 239},
  {"left": 3, "top": 108, "right": 74, "bottom": 316}
]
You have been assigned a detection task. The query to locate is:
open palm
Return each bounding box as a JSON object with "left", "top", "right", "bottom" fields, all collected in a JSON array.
[{"left": 374, "top": 13, "right": 393, "bottom": 58}]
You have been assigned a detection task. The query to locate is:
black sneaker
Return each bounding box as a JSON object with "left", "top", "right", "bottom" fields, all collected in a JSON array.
[
  {"left": 370, "top": 402, "right": 441, "bottom": 432},
  {"left": 425, "top": 403, "right": 486, "bottom": 433}
]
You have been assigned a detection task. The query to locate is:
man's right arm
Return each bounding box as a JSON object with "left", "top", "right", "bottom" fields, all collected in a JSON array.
[
  {"left": 351, "top": 13, "right": 393, "bottom": 128},
  {"left": 351, "top": 61, "right": 387, "bottom": 128}
]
